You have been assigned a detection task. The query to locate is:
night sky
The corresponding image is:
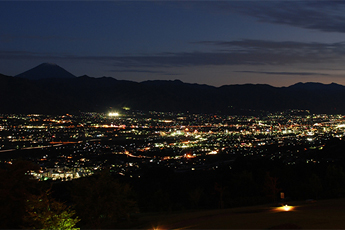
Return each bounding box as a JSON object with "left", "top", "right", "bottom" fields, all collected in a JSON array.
[{"left": 2, "top": 1, "right": 345, "bottom": 87}]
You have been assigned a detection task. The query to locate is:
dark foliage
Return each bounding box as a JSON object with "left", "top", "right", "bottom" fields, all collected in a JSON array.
[
  {"left": 71, "top": 170, "right": 138, "bottom": 229},
  {"left": 0, "top": 160, "right": 79, "bottom": 229},
  {"left": 0, "top": 161, "right": 39, "bottom": 228}
]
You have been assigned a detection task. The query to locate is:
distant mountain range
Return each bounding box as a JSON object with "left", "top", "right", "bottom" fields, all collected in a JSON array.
[{"left": 1, "top": 63, "right": 345, "bottom": 114}]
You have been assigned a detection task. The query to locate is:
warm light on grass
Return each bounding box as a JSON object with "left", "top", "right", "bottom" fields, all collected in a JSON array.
[
  {"left": 283, "top": 204, "right": 292, "bottom": 211},
  {"left": 273, "top": 204, "right": 295, "bottom": 212}
]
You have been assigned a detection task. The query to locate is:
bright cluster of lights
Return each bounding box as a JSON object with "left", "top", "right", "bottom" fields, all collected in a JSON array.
[
  {"left": 207, "top": 150, "right": 218, "bottom": 155},
  {"left": 108, "top": 112, "right": 119, "bottom": 117}
]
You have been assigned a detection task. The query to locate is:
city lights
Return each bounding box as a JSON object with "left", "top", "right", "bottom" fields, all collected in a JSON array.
[
  {"left": 108, "top": 112, "right": 119, "bottom": 117},
  {"left": 1, "top": 110, "right": 345, "bottom": 180}
]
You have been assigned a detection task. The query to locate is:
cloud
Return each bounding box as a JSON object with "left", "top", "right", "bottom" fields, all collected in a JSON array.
[
  {"left": 109, "top": 69, "right": 180, "bottom": 75},
  {"left": 0, "top": 51, "right": 58, "bottom": 59},
  {"left": 110, "top": 69, "right": 165, "bottom": 73},
  {"left": 191, "top": 39, "right": 345, "bottom": 64},
  {"left": 193, "top": 39, "right": 345, "bottom": 52},
  {"left": 234, "top": 71, "right": 330, "bottom": 76},
  {"left": 2, "top": 39, "right": 345, "bottom": 67},
  {"left": 211, "top": 1, "right": 345, "bottom": 33}
]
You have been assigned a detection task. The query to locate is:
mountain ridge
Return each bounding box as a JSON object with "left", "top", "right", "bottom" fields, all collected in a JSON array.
[{"left": 2, "top": 64, "right": 345, "bottom": 114}]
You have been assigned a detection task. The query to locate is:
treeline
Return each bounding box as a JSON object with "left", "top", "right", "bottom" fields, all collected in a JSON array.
[
  {"left": 3, "top": 154, "right": 345, "bottom": 228},
  {"left": 129, "top": 158, "right": 345, "bottom": 212}
]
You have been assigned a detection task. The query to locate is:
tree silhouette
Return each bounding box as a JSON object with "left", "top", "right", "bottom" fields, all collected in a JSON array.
[
  {"left": 263, "top": 172, "right": 281, "bottom": 204},
  {"left": 23, "top": 190, "right": 80, "bottom": 229},
  {"left": 0, "top": 160, "right": 39, "bottom": 228},
  {"left": 325, "top": 165, "right": 345, "bottom": 198},
  {"left": 188, "top": 187, "right": 204, "bottom": 208},
  {"left": 71, "top": 170, "right": 138, "bottom": 228},
  {"left": 306, "top": 173, "right": 322, "bottom": 199},
  {"left": 214, "top": 182, "right": 225, "bottom": 209},
  {"left": 151, "top": 189, "right": 171, "bottom": 212}
]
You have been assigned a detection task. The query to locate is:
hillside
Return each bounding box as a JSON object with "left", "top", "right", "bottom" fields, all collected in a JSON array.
[
  {"left": 135, "top": 199, "right": 345, "bottom": 229},
  {"left": 2, "top": 64, "right": 345, "bottom": 114}
]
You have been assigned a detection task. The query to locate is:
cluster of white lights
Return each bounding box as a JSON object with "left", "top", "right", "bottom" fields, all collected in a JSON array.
[{"left": 108, "top": 112, "right": 119, "bottom": 117}]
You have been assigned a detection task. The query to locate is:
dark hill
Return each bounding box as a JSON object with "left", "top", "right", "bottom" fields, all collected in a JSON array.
[
  {"left": 288, "top": 82, "right": 345, "bottom": 91},
  {"left": 15, "top": 63, "right": 76, "bottom": 80},
  {"left": 2, "top": 64, "right": 345, "bottom": 114}
]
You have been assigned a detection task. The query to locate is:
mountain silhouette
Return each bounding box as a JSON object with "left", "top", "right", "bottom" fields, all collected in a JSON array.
[
  {"left": 15, "top": 63, "right": 76, "bottom": 80},
  {"left": 2, "top": 64, "right": 345, "bottom": 114}
]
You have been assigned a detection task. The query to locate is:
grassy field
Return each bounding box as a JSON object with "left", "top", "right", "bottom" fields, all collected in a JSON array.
[{"left": 133, "top": 199, "right": 345, "bottom": 229}]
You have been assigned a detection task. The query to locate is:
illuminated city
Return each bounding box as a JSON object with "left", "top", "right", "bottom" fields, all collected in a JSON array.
[{"left": 1, "top": 110, "right": 345, "bottom": 181}]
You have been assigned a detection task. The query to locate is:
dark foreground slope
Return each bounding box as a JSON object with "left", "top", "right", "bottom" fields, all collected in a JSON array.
[
  {"left": 1, "top": 73, "right": 345, "bottom": 114},
  {"left": 137, "top": 199, "right": 345, "bottom": 229}
]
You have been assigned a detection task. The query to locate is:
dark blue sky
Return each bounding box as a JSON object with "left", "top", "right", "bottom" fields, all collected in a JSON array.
[{"left": 2, "top": 1, "right": 345, "bottom": 86}]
